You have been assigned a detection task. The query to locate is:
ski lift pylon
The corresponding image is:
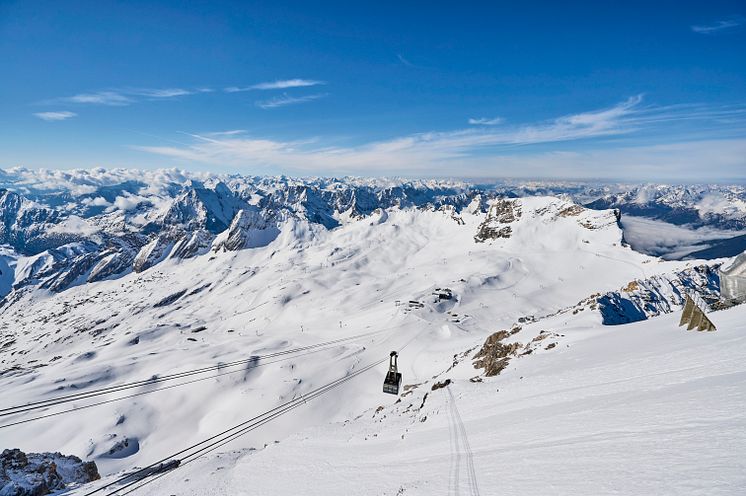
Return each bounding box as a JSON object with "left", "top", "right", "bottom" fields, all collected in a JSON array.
[{"left": 383, "top": 351, "right": 402, "bottom": 395}]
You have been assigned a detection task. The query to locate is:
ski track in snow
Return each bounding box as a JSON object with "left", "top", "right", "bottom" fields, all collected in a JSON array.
[
  {"left": 447, "top": 387, "right": 461, "bottom": 496},
  {"left": 447, "top": 385, "right": 480, "bottom": 496}
]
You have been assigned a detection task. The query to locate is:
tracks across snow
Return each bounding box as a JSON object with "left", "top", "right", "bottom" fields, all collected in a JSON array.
[{"left": 446, "top": 385, "right": 481, "bottom": 496}]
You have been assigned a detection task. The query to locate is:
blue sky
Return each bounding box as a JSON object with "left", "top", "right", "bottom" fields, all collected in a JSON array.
[{"left": 1, "top": 0, "right": 745, "bottom": 180}]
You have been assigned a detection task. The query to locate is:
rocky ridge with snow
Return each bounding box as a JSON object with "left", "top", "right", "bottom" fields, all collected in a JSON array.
[{"left": 597, "top": 264, "right": 722, "bottom": 324}]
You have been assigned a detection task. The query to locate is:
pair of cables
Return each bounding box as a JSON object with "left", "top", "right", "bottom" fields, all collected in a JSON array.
[
  {"left": 82, "top": 356, "right": 388, "bottom": 496},
  {"left": 89, "top": 326, "right": 430, "bottom": 495},
  {"left": 0, "top": 327, "right": 391, "bottom": 429}
]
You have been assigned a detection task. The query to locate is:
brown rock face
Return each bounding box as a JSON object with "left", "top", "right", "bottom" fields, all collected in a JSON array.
[
  {"left": 622, "top": 280, "right": 640, "bottom": 292},
  {"left": 474, "top": 199, "right": 521, "bottom": 243},
  {"left": 557, "top": 204, "right": 585, "bottom": 217},
  {"left": 472, "top": 330, "right": 523, "bottom": 376}
]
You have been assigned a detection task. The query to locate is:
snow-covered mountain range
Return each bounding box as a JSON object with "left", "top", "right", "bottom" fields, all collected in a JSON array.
[
  {"left": 1, "top": 168, "right": 745, "bottom": 495},
  {"left": 0, "top": 168, "right": 745, "bottom": 303}
]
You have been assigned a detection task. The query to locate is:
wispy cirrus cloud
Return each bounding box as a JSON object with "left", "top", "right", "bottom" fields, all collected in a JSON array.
[
  {"left": 33, "top": 111, "right": 77, "bottom": 121},
  {"left": 224, "top": 79, "right": 325, "bottom": 93},
  {"left": 692, "top": 15, "right": 744, "bottom": 34},
  {"left": 206, "top": 129, "right": 247, "bottom": 136},
  {"left": 44, "top": 81, "right": 327, "bottom": 109},
  {"left": 128, "top": 88, "right": 195, "bottom": 98},
  {"left": 48, "top": 87, "right": 206, "bottom": 106},
  {"left": 132, "top": 95, "right": 746, "bottom": 179},
  {"left": 62, "top": 91, "right": 134, "bottom": 106},
  {"left": 469, "top": 117, "right": 504, "bottom": 126},
  {"left": 256, "top": 93, "right": 328, "bottom": 109},
  {"left": 397, "top": 54, "right": 414, "bottom": 67}
]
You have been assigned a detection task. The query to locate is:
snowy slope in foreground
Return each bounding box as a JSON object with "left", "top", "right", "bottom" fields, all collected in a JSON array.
[
  {"left": 96, "top": 305, "right": 746, "bottom": 496},
  {"left": 0, "top": 195, "right": 743, "bottom": 495}
]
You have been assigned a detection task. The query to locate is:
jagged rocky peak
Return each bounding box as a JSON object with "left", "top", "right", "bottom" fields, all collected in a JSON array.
[
  {"left": 264, "top": 184, "right": 339, "bottom": 229},
  {"left": 133, "top": 232, "right": 178, "bottom": 273},
  {"left": 0, "top": 448, "right": 100, "bottom": 496},
  {"left": 474, "top": 199, "right": 522, "bottom": 242},
  {"left": 0, "top": 189, "right": 68, "bottom": 254},
  {"left": 212, "top": 208, "right": 279, "bottom": 252},
  {"left": 159, "top": 180, "right": 246, "bottom": 234}
]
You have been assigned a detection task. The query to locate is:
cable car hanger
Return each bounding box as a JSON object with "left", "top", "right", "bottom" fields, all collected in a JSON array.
[{"left": 383, "top": 351, "right": 402, "bottom": 395}]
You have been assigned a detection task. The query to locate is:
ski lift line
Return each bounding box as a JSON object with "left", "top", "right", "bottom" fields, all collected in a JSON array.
[
  {"left": 108, "top": 363, "right": 385, "bottom": 496},
  {"left": 0, "top": 343, "right": 316, "bottom": 419},
  {"left": 2, "top": 328, "right": 386, "bottom": 413},
  {"left": 108, "top": 399, "right": 310, "bottom": 496},
  {"left": 0, "top": 327, "right": 395, "bottom": 417},
  {"left": 84, "top": 357, "right": 389, "bottom": 496},
  {"left": 92, "top": 329, "right": 420, "bottom": 495},
  {"left": 0, "top": 346, "right": 342, "bottom": 430},
  {"left": 163, "top": 331, "right": 423, "bottom": 475},
  {"left": 2, "top": 320, "right": 416, "bottom": 430}
]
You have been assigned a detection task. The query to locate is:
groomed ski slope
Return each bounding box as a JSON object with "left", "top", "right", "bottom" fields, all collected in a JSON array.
[
  {"left": 116, "top": 305, "right": 746, "bottom": 496},
  {"left": 1, "top": 196, "right": 743, "bottom": 494}
]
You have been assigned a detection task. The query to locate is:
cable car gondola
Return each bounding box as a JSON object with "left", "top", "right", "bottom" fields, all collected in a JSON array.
[{"left": 382, "top": 351, "right": 402, "bottom": 395}]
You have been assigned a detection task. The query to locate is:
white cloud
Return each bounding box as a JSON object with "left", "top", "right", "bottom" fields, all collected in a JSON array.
[
  {"left": 468, "top": 139, "right": 746, "bottom": 181},
  {"left": 131, "top": 96, "right": 746, "bottom": 180},
  {"left": 83, "top": 196, "right": 112, "bottom": 207},
  {"left": 64, "top": 91, "right": 133, "bottom": 106},
  {"left": 207, "top": 130, "right": 247, "bottom": 136},
  {"left": 47, "top": 215, "right": 101, "bottom": 236},
  {"left": 224, "top": 79, "right": 325, "bottom": 92},
  {"left": 110, "top": 193, "right": 150, "bottom": 211},
  {"left": 619, "top": 216, "right": 746, "bottom": 259},
  {"left": 0, "top": 167, "right": 198, "bottom": 197},
  {"left": 692, "top": 16, "right": 744, "bottom": 34},
  {"left": 49, "top": 87, "right": 210, "bottom": 106},
  {"left": 45, "top": 81, "right": 326, "bottom": 109},
  {"left": 33, "top": 111, "right": 77, "bottom": 121},
  {"left": 468, "top": 117, "right": 504, "bottom": 126},
  {"left": 256, "top": 93, "right": 327, "bottom": 109},
  {"left": 129, "top": 88, "right": 194, "bottom": 98}
]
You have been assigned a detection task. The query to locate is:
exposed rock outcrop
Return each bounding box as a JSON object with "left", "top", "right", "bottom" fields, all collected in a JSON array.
[
  {"left": 472, "top": 329, "right": 523, "bottom": 376},
  {"left": 598, "top": 264, "right": 721, "bottom": 324},
  {"left": 474, "top": 199, "right": 521, "bottom": 242},
  {"left": 0, "top": 449, "right": 99, "bottom": 496}
]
